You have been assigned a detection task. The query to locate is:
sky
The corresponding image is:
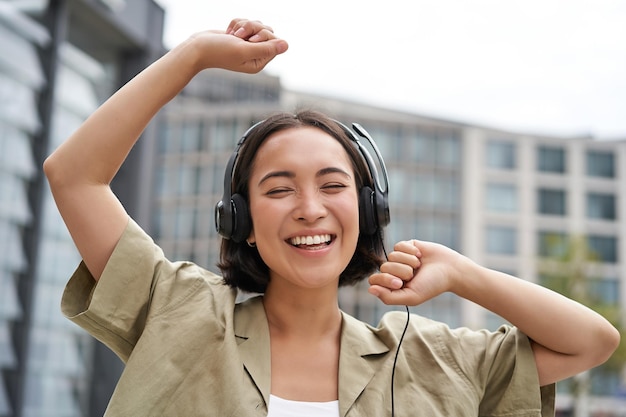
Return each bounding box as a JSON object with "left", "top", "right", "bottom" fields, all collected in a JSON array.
[{"left": 154, "top": 0, "right": 626, "bottom": 138}]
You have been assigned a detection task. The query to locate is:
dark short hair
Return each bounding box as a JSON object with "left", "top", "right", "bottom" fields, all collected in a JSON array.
[{"left": 217, "top": 110, "right": 385, "bottom": 293}]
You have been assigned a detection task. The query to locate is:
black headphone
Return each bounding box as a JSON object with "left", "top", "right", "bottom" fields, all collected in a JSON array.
[{"left": 214, "top": 119, "right": 390, "bottom": 242}]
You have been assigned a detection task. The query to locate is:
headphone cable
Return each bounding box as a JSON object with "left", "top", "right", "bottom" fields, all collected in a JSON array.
[
  {"left": 380, "top": 240, "right": 411, "bottom": 417},
  {"left": 391, "top": 304, "right": 410, "bottom": 417}
]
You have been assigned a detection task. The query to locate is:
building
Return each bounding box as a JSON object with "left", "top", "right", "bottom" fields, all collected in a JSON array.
[{"left": 0, "top": 1, "right": 164, "bottom": 416}]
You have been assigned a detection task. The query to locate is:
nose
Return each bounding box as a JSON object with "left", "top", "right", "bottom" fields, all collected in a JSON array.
[{"left": 294, "top": 189, "right": 328, "bottom": 222}]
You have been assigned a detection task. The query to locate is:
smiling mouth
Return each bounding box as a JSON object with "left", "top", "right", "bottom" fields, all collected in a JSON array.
[{"left": 288, "top": 234, "right": 333, "bottom": 248}]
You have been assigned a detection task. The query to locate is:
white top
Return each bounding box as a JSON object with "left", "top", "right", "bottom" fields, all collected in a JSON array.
[{"left": 267, "top": 394, "right": 340, "bottom": 417}]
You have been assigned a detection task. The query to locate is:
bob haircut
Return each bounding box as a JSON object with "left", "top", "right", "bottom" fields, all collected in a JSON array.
[{"left": 217, "top": 110, "right": 386, "bottom": 293}]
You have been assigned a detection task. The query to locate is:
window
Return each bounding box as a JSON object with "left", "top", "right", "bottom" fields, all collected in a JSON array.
[
  {"left": 588, "top": 278, "right": 619, "bottom": 305},
  {"left": 588, "top": 235, "right": 618, "bottom": 263},
  {"left": 406, "top": 128, "right": 435, "bottom": 164},
  {"left": 435, "top": 130, "right": 461, "bottom": 167},
  {"left": 180, "top": 120, "right": 202, "bottom": 152},
  {"left": 537, "top": 146, "right": 566, "bottom": 173},
  {"left": 586, "top": 150, "right": 615, "bottom": 178},
  {"left": 537, "top": 188, "right": 566, "bottom": 215},
  {"left": 587, "top": 192, "right": 616, "bottom": 220},
  {"left": 486, "top": 183, "right": 517, "bottom": 212},
  {"left": 537, "top": 231, "right": 568, "bottom": 258},
  {"left": 486, "top": 141, "right": 516, "bottom": 169},
  {"left": 486, "top": 226, "right": 517, "bottom": 255}
]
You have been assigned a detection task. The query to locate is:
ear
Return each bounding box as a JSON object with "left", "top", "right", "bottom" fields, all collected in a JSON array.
[{"left": 246, "top": 229, "right": 256, "bottom": 245}]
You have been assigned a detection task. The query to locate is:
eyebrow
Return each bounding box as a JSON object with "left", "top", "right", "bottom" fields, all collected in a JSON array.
[{"left": 258, "top": 167, "right": 352, "bottom": 186}]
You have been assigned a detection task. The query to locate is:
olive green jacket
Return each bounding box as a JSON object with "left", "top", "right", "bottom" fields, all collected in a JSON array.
[{"left": 62, "top": 218, "right": 555, "bottom": 416}]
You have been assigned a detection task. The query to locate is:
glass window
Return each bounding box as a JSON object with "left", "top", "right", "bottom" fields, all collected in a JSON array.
[
  {"left": 387, "top": 168, "right": 405, "bottom": 205},
  {"left": 587, "top": 235, "right": 618, "bottom": 263},
  {"left": 0, "top": 321, "right": 17, "bottom": 367},
  {"left": 433, "top": 176, "right": 459, "bottom": 210},
  {"left": 435, "top": 130, "right": 460, "bottom": 167},
  {"left": 538, "top": 188, "right": 567, "bottom": 215},
  {"left": 486, "top": 226, "right": 517, "bottom": 255},
  {"left": 175, "top": 205, "right": 196, "bottom": 239},
  {"left": 0, "top": 172, "right": 33, "bottom": 225},
  {"left": 0, "top": 271, "right": 22, "bottom": 320},
  {"left": 0, "top": 124, "right": 37, "bottom": 179},
  {"left": 0, "top": 71, "right": 41, "bottom": 133},
  {"left": 588, "top": 279, "right": 619, "bottom": 305},
  {"left": 587, "top": 192, "right": 616, "bottom": 220},
  {"left": 180, "top": 120, "right": 202, "bottom": 153},
  {"left": 408, "top": 128, "right": 436, "bottom": 164},
  {"left": 0, "top": 377, "right": 10, "bottom": 416},
  {"left": 537, "top": 231, "right": 568, "bottom": 258},
  {"left": 486, "top": 183, "right": 517, "bottom": 212},
  {"left": 586, "top": 150, "right": 615, "bottom": 178},
  {"left": 0, "top": 23, "right": 46, "bottom": 88},
  {"left": 158, "top": 120, "right": 178, "bottom": 153},
  {"left": 537, "top": 145, "right": 566, "bottom": 173},
  {"left": 411, "top": 172, "right": 434, "bottom": 207},
  {"left": 486, "top": 140, "right": 516, "bottom": 169}
]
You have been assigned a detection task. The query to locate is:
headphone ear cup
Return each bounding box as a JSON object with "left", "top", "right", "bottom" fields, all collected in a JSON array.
[
  {"left": 230, "top": 193, "right": 251, "bottom": 243},
  {"left": 359, "top": 186, "right": 378, "bottom": 235}
]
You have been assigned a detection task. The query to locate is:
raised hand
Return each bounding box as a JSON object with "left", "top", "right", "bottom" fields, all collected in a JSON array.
[{"left": 368, "top": 239, "right": 463, "bottom": 306}]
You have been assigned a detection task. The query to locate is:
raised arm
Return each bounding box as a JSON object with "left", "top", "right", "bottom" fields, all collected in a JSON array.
[
  {"left": 368, "top": 240, "right": 620, "bottom": 386},
  {"left": 44, "top": 19, "right": 288, "bottom": 280}
]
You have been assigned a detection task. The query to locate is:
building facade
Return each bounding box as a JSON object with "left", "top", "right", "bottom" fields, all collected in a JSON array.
[{"left": 0, "top": 1, "right": 164, "bottom": 416}]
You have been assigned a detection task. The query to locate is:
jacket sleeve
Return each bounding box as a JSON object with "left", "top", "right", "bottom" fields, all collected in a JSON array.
[{"left": 60, "top": 217, "right": 226, "bottom": 362}]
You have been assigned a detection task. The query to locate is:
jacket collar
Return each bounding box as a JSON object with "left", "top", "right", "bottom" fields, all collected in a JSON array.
[{"left": 234, "top": 296, "right": 390, "bottom": 416}]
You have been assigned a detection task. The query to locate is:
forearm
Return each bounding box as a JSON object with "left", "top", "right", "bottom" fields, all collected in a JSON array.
[{"left": 454, "top": 261, "right": 619, "bottom": 368}]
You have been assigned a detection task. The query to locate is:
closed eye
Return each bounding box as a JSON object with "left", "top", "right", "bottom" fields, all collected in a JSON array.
[
  {"left": 321, "top": 183, "right": 348, "bottom": 193},
  {"left": 266, "top": 188, "right": 293, "bottom": 196}
]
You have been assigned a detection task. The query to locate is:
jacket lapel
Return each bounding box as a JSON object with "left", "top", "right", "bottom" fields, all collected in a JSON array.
[
  {"left": 234, "top": 297, "right": 390, "bottom": 417},
  {"left": 234, "top": 296, "right": 271, "bottom": 408},
  {"left": 338, "top": 311, "right": 390, "bottom": 417}
]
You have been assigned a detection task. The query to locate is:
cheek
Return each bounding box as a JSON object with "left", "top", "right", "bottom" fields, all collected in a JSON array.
[{"left": 336, "top": 194, "right": 361, "bottom": 233}]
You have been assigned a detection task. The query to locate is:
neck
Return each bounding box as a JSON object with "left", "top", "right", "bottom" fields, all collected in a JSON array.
[{"left": 262, "top": 283, "right": 342, "bottom": 337}]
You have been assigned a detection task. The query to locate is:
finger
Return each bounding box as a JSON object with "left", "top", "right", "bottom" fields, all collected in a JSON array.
[
  {"left": 227, "top": 19, "right": 274, "bottom": 39},
  {"left": 237, "top": 39, "right": 289, "bottom": 73},
  {"left": 369, "top": 272, "right": 404, "bottom": 291},
  {"left": 368, "top": 285, "right": 423, "bottom": 306},
  {"left": 393, "top": 240, "right": 422, "bottom": 257},
  {"left": 379, "top": 261, "right": 414, "bottom": 281},
  {"left": 386, "top": 250, "right": 420, "bottom": 270}
]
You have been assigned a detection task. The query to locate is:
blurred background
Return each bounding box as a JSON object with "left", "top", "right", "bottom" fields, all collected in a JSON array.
[{"left": 0, "top": 0, "right": 624, "bottom": 416}]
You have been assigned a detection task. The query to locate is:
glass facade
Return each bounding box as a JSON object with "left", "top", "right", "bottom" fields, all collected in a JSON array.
[
  {"left": 0, "top": 5, "right": 48, "bottom": 416},
  {"left": 22, "top": 43, "right": 108, "bottom": 417},
  {"left": 1, "top": 1, "right": 164, "bottom": 416}
]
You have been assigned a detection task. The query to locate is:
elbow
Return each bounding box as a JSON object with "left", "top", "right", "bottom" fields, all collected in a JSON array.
[
  {"left": 43, "top": 152, "right": 72, "bottom": 189},
  {"left": 592, "top": 323, "right": 621, "bottom": 367},
  {"left": 43, "top": 153, "right": 61, "bottom": 184}
]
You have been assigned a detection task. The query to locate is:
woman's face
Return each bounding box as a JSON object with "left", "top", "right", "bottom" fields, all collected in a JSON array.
[{"left": 247, "top": 126, "right": 360, "bottom": 291}]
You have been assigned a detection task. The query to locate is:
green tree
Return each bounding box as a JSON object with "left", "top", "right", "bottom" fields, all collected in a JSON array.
[{"left": 538, "top": 234, "right": 626, "bottom": 416}]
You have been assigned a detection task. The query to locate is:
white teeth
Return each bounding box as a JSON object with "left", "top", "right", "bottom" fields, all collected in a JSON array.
[{"left": 289, "top": 234, "right": 332, "bottom": 246}]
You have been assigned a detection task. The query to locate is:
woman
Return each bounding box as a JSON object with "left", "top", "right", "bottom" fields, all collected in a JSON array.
[{"left": 45, "top": 19, "right": 619, "bottom": 416}]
